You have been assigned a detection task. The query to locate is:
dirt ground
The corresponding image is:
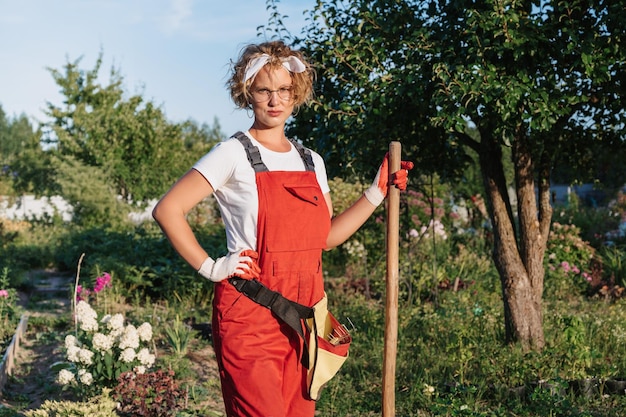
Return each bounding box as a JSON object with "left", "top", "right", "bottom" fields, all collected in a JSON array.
[
  {"left": 0, "top": 270, "right": 226, "bottom": 415},
  {"left": 1, "top": 320, "right": 76, "bottom": 411},
  {"left": 0, "top": 271, "right": 79, "bottom": 411}
]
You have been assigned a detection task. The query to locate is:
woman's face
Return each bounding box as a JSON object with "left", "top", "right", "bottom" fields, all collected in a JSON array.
[{"left": 249, "top": 65, "right": 295, "bottom": 130}]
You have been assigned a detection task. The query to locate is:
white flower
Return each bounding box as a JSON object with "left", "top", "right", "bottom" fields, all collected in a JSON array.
[
  {"left": 107, "top": 313, "right": 125, "bottom": 332},
  {"left": 344, "top": 239, "right": 367, "bottom": 258},
  {"left": 92, "top": 332, "right": 114, "bottom": 352},
  {"left": 134, "top": 365, "right": 147, "bottom": 375},
  {"left": 419, "top": 219, "right": 448, "bottom": 240},
  {"left": 137, "top": 322, "right": 153, "bottom": 342},
  {"left": 78, "top": 369, "right": 93, "bottom": 386},
  {"left": 79, "top": 317, "right": 99, "bottom": 332},
  {"left": 119, "top": 324, "right": 139, "bottom": 350},
  {"left": 64, "top": 334, "right": 78, "bottom": 349},
  {"left": 78, "top": 348, "right": 94, "bottom": 365},
  {"left": 137, "top": 348, "right": 155, "bottom": 367},
  {"left": 57, "top": 369, "right": 75, "bottom": 385},
  {"left": 67, "top": 345, "right": 81, "bottom": 362},
  {"left": 119, "top": 347, "right": 137, "bottom": 363},
  {"left": 76, "top": 301, "right": 98, "bottom": 325}
]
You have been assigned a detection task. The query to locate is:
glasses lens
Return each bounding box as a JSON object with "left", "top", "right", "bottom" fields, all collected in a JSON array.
[
  {"left": 252, "top": 87, "right": 292, "bottom": 102},
  {"left": 277, "top": 88, "right": 292, "bottom": 100}
]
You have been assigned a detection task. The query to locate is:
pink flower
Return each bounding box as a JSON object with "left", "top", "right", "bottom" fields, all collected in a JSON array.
[
  {"left": 560, "top": 261, "right": 571, "bottom": 273},
  {"left": 0, "top": 289, "right": 9, "bottom": 298},
  {"left": 94, "top": 273, "right": 112, "bottom": 293},
  {"left": 76, "top": 285, "right": 90, "bottom": 302}
]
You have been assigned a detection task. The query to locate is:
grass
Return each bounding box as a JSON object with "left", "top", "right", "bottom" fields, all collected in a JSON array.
[
  {"left": 318, "top": 277, "right": 626, "bottom": 416},
  {"left": 5, "top": 266, "right": 626, "bottom": 416}
]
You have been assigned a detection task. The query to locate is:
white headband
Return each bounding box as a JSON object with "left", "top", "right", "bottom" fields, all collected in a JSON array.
[{"left": 244, "top": 53, "right": 306, "bottom": 83}]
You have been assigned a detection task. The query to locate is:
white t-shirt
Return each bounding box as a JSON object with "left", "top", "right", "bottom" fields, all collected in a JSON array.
[{"left": 193, "top": 131, "right": 330, "bottom": 253}]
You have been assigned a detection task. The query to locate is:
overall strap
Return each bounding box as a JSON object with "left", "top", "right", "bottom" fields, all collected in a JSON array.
[
  {"left": 289, "top": 139, "right": 316, "bottom": 172},
  {"left": 232, "top": 131, "right": 316, "bottom": 172},
  {"left": 233, "top": 131, "right": 268, "bottom": 173}
]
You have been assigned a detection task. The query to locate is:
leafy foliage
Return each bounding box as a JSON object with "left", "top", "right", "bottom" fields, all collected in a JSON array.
[
  {"left": 113, "top": 369, "right": 185, "bottom": 417},
  {"left": 285, "top": 0, "right": 626, "bottom": 349},
  {"left": 22, "top": 389, "right": 118, "bottom": 417},
  {"left": 5, "top": 53, "right": 223, "bottom": 217},
  {"left": 42, "top": 54, "right": 217, "bottom": 203},
  {"left": 0, "top": 106, "right": 40, "bottom": 196},
  {"left": 50, "top": 154, "right": 130, "bottom": 229},
  {"left": 544, "top": 222, "right": 596, "bottom": 296},
  {"left": 292, "top": 0, "right": 464, "bottom": 180},
  {"left": 0, "top": 267, "right": 21, "bottom": 354},
  {"left": 0, "top": 106, "right": 37, "bottom": 168}
]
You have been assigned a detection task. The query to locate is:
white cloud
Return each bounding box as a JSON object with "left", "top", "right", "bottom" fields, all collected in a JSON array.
[{"left": 160, "top": 0, "right": 194, "bottom": 34}]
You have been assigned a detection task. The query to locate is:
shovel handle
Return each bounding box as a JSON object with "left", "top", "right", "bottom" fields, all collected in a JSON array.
[{"left": 383, "top": 141, "right": 401, "bottom": 417}]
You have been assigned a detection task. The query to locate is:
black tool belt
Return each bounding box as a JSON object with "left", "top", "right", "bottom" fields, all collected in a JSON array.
[{"left": 228, "top": 277, "right": 314, "bottom": 340}]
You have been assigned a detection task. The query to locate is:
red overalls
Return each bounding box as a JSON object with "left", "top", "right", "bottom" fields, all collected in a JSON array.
[{"left": 212, "top": 134, "right": 331, "bottom": 417}]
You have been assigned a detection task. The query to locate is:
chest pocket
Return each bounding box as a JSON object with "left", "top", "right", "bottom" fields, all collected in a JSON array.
[
  {"left": 262, "top": 181, "right": 330, "bottom": 253},
  {"left": 284, "top": 183, "right": 323, "bottom": 206}
]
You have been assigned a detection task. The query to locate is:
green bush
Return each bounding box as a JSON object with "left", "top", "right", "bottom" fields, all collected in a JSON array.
[
  {"left": 544, "top": 222, "right": 596, "bottom": 297},
  {"left": 599, "top": 245, "right": 626, "bottom": 288},
  {"left": 554, "top": 196, "right": 621, "bottom": 249},
  {"left": 22, "top": 389, "right": 118, "bottom": 417}
]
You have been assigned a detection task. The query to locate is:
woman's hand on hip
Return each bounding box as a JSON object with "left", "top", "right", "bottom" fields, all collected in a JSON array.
[{"left": 198, "top": 249, "right": 261, "bottom": 282}]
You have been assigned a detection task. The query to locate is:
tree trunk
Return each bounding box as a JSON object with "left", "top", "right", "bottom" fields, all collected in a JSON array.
[{"left": 479, "top": 131, "right": 550, "bottom": 351}]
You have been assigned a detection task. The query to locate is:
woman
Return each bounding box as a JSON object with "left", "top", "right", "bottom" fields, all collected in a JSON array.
[{"left": 152, "top": 40, "right": 413, "bottom": 417}]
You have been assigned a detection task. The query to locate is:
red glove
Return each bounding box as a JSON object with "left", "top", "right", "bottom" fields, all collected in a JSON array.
[
  {"left": 198, "top": 249, "right": 261, "bottom": 282},
  {"left": 364, "top": 153, "right": 414, "bottom": 206}
]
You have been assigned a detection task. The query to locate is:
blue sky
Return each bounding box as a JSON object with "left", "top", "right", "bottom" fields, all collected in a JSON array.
[{"left": 0, "top": 0, "right": 315, "bottom": 136}]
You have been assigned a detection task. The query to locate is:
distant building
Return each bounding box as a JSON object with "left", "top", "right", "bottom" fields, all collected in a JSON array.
[
  {"left": 0, "top": 195, "right": 72, "bottom": 221},
  {"left": 550, "top": 183, "right": 605, "bottom": 207},
  {"left": 0, "top": 195, "right": 156, "bottom": 224}
]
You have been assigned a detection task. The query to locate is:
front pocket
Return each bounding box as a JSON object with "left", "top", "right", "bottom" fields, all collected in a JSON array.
[
  {"left": 263, "top": 183, "right": 330, "bottom": 252},
  {"left": 283, "top": 183, "right": 323, "bottom": 206},
  {"left": 214, "top": 281, "right": 245, "bottom": 322}
]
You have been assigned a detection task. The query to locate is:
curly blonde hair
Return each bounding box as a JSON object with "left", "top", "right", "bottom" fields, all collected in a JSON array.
[{"left": 228, "top": 40, "right": 314, "bottom": 111}]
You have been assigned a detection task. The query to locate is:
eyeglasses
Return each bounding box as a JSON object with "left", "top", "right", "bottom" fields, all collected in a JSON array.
[{"left": 251, "top": 87, "right": 293, "bottom": 102}]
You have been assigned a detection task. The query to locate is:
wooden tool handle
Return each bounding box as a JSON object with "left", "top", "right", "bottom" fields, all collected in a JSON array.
[{"left": 383, "top": 141, "right": 401, "bottom": 417}]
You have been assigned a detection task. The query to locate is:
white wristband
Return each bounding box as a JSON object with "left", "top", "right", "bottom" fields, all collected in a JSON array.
[
  {"left": 198, "top": 257, "right": 216, "bottom": 281},
  {"left": 364, "top": 186, "right": 384, "bottom": 207}
]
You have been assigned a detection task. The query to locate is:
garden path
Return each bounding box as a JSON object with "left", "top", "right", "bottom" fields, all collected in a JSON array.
[{"left": 1, "top": 269, "right": 76, "bottom": 410}]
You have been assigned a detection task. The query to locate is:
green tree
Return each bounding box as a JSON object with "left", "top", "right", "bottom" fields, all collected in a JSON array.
[
  {"left": 43, "top": 54, "right": 221, "bottom": 204},
  {"left": 0, "top": 106, "right": 40, "bottom": 195},
  {"left": 288, "top": 0, "right": 626, "bottom": 350}
]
